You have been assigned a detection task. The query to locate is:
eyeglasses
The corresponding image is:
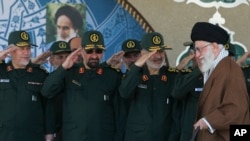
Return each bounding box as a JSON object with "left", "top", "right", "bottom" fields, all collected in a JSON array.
[
  {"left": 194, "top": 43, "right": 211, "bottom": 53},
  {"left": 85, "top": 49, "right": 103, "bottom": 54}
]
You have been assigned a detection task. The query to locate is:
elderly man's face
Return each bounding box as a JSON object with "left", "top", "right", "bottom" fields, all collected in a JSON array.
[
  {"left": 10, "top": 46, "right": 31, "bottom": 68},
  {"left": 145, "top": 50, "right": 166, "bottom": 69},
  {"left": 194, "top": 41, "right": 215, "bottom": 73},
  {"left": 56, "top": 15, "right": 77, "bottom": 42},
  {"left": 49, "top": 52, "right": 70, "bottom": 70}
]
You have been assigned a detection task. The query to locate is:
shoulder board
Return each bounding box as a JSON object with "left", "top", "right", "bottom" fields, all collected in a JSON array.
[
  {"left": 39, "top": 65, "right": 49, "bottom": 74},
  {"left": 242, "top": 65, "right": 250, "bottom": 69},
  {"left": 180, "top": 68, "right": 192, "bottom": 73},
  {"left": 110, "top": 66, "right": 121, "bottom": 72},
  {"left": 167, "top": 67, "right": 179, "bottom": 73}
]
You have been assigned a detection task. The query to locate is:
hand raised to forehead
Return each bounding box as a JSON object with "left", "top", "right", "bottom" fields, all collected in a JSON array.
[
  {"left": 134, "top": 50, "right": 157, "bottom": 67},
  {"left": 0, "top": 46, "right": 17, "bottom": 60},
  {"left": 106, "top": 51, "right": 125, "bottom": 66},
  {"left": 62, "top": 48, "right": 82, "bottom": 69},
  {"left": 31, "top": 51, "right": 52, "bottom": 65}
]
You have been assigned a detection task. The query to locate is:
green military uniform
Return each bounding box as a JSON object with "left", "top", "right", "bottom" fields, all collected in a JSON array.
[
  {"left": 50, "top": 41, "right": 72, "bottom": 141},
  {"left": 119, "top": 32, "right": 177, "bottom": 141},
  {"left": 241, "top": 65, "right": 250, "bottom": 98},
  {"left": 169, "top": 67, "right": 203, "bottom": 141},
  {"left": 0, "top": 30, "right": 55, "bottom": 141},
  {"left": 0, "top": 62, "right": 55, "bottom": 141},
  {"left": 41, "top": 30, "right": 126, "bottom": 141}
]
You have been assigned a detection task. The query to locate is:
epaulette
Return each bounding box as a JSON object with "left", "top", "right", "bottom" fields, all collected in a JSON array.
[
  {"left": 39, "top": 65, "right": 49, "bottom": 74},
  {"left": 242, "top": 65, "right": 250, "bottom": 69},
  {"left": 110, "top": 66, "right": 121, "bottom": 72},
  {"left": 167, "top": 67, "right": 179, "bottom": 73},
  {"left": 180, "top": 68, "right": 192, "bottom": 73},
  {"left": 0, "top": 60, "right": 2, "bottom": 64}
]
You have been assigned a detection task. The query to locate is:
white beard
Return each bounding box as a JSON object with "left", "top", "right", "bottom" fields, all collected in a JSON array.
[
  {"left": 146, "top": 59, "right": 165, "bottom": 69},
  {"left": 200, "top": 47, "right": 214, "bottom": 73},
  {"left": 56, "top": 32, "right": 77, "bottom": 42}
]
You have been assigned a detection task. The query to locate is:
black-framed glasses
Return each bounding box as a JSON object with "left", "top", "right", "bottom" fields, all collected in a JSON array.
[
  {"left": 194, "top": 43, "right": 211, "bottom": 53},
  {"left": 85, "top": 49, "right": 104, "bottom": 54}
]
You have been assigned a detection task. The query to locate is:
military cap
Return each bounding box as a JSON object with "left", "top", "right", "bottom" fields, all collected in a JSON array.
[
  {"left": 82, "top": 30, "right": 105, "bottom": 50},
  {"left": 227, "top": 42, "right": 235, "bottom": 56},
  {"left": 183, "top": 41, "right": 194, "bottom": 51},
  {"left": 50, "top": 41, "right": 71, "bottom": 54},
  {"left": 8, "top": 30, "right": 37, "bottom": 47},
  {"left": 140, "top": 32, "right": 171, "bottom": 51},
  {"left": 122, "top": 39, "right": 141, "bottom": 53},
  {"left": 191, "top": 22, "right": 229, "bottom": 45}
]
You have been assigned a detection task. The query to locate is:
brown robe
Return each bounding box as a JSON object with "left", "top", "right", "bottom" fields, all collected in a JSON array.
[{"left": 196, "top": 57, "right": 250, "bottom": 141}]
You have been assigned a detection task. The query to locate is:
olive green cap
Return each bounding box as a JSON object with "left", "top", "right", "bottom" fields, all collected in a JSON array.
[
  {"left": 50, "top": 41, "right": 71, "bottom": 54},
  {"left": 140, "top": 32, "right": 172, "bottom": 51},
  {"left": 122, "top": 39, "right": 141, "bottom": 53},
  {"left": 8, "top": 30, "right": 37, "bottom": 47},
  {"left": 82, "top": 30, "right": 105, "bottom": 50}
]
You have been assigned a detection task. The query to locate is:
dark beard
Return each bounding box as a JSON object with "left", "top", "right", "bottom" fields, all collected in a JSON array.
[{"left": 87, "top": 59, "right": 100, "bottom": 69}]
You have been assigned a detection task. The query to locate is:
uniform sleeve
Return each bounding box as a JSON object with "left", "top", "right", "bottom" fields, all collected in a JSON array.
[
  {"left": 44, "top": 97, "right": 56, "bottom": 134},
  {"left": 41, "top": 65, "right": 66, "bottom": 98},
  {"left": 119, "top": 64, "right": 142, "bottom": 99},
  {"left": 171, "top": 67, "right": 201, "bottom": 100},
  {"left": 112, "top": 72, "right": 127, "bottom": 141}
]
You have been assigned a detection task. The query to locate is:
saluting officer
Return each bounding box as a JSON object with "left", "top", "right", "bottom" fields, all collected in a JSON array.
[
  {"left": 0, "top": 30, "right": 55, "bottom": 141},
  {"left": 119, "top": 32, "right": 178, "bottom": 141},
  {"left": 169, "top": 42, "right": 204, "bottom": 141},
  {"left": 41, "top": 30, "right": 126, "bottom": 141}
]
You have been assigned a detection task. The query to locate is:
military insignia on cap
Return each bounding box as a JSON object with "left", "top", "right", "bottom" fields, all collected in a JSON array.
[
  {"left": 21, "top": 31, "right": 29, "bottom": 41},
  {"left": 127, "top": 41, "right": 135, "bottom": 48},
  {"left": 59, "top": 42, "right": 67, "bottom": 49},
  {"left": 90, "top": 33, "right": 99, "bottom": 43},
  {"left": 96, "top": 68, "right": 103, "bottom": 75},
  {"left": 224, "top": 43, "right": 229, "bottom": 50},
  {"left": 79, "top": 67, "right": 85, "bottom": 74},
  {"left": 142, "top": 74, "right": 148, "bottom": 81},
  {"left": 27, "top": 67, "right": 32, "bottom": 72},
  {"left": 161, "top": 75, "right": 167, "bottom": 82},
  {"left": 152, "top": 35, "right": 161, "bottom": 45}
]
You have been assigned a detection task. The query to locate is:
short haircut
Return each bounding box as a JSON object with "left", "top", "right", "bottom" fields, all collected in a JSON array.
[{"left": 54, "top": 5, "right": 83, "bottom": 30}]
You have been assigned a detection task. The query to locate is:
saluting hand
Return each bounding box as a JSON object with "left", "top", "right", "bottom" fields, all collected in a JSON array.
[
  {"left": 106, "top": 51, "right": 125, "bottom": 68},
  {"left": 62, "top": 48, "right": 82, "bottom": 69},
  {"left": 0, "top": 46, "right": 17, "bottom": 60},
  {"left": 31, "top": 51, "right": 52, "bottom": 65},
  {"left": 134, "top": 50, "right": 157, "bottom": 67}
]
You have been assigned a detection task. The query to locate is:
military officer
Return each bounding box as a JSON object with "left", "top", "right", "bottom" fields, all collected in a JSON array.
[
  {"left": 41, "top": 30, "right": 126, "bottom": 141},
  {"left": 49, "top": 41, "right": 72, "bottom": 141},
  {"left": 169, "top": 42, "right": 204, "bottom": 141},
  {"left": 119, "top": 32, "right": 178, "bottom": 141},
  {"left": 0, "top": 30, "right": 55, "bottom": 141}
]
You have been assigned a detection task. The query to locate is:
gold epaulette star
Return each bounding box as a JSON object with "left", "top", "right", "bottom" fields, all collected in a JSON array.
[{"left": 168, "top": 67, "right": 179, "bottom": 73}]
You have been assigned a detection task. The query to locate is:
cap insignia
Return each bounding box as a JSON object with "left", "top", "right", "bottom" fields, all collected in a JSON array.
[
  {"left": 153, "top": 35, "right": 161, "bottom": 45},
  {"left": 224, "top": 43, "right": 229, "bottom": 50},
  {"left": 21, "top": 31, "right": 29, "bottom": 41},
  {"left": 90, "top": 33, "right": 99, "bottom": 43},
  {"left": 59, "top": 42, "right": 67, "bottom": 49},
  {"left": 127, "top": 41, "right": 135, "bottom": 48}
]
